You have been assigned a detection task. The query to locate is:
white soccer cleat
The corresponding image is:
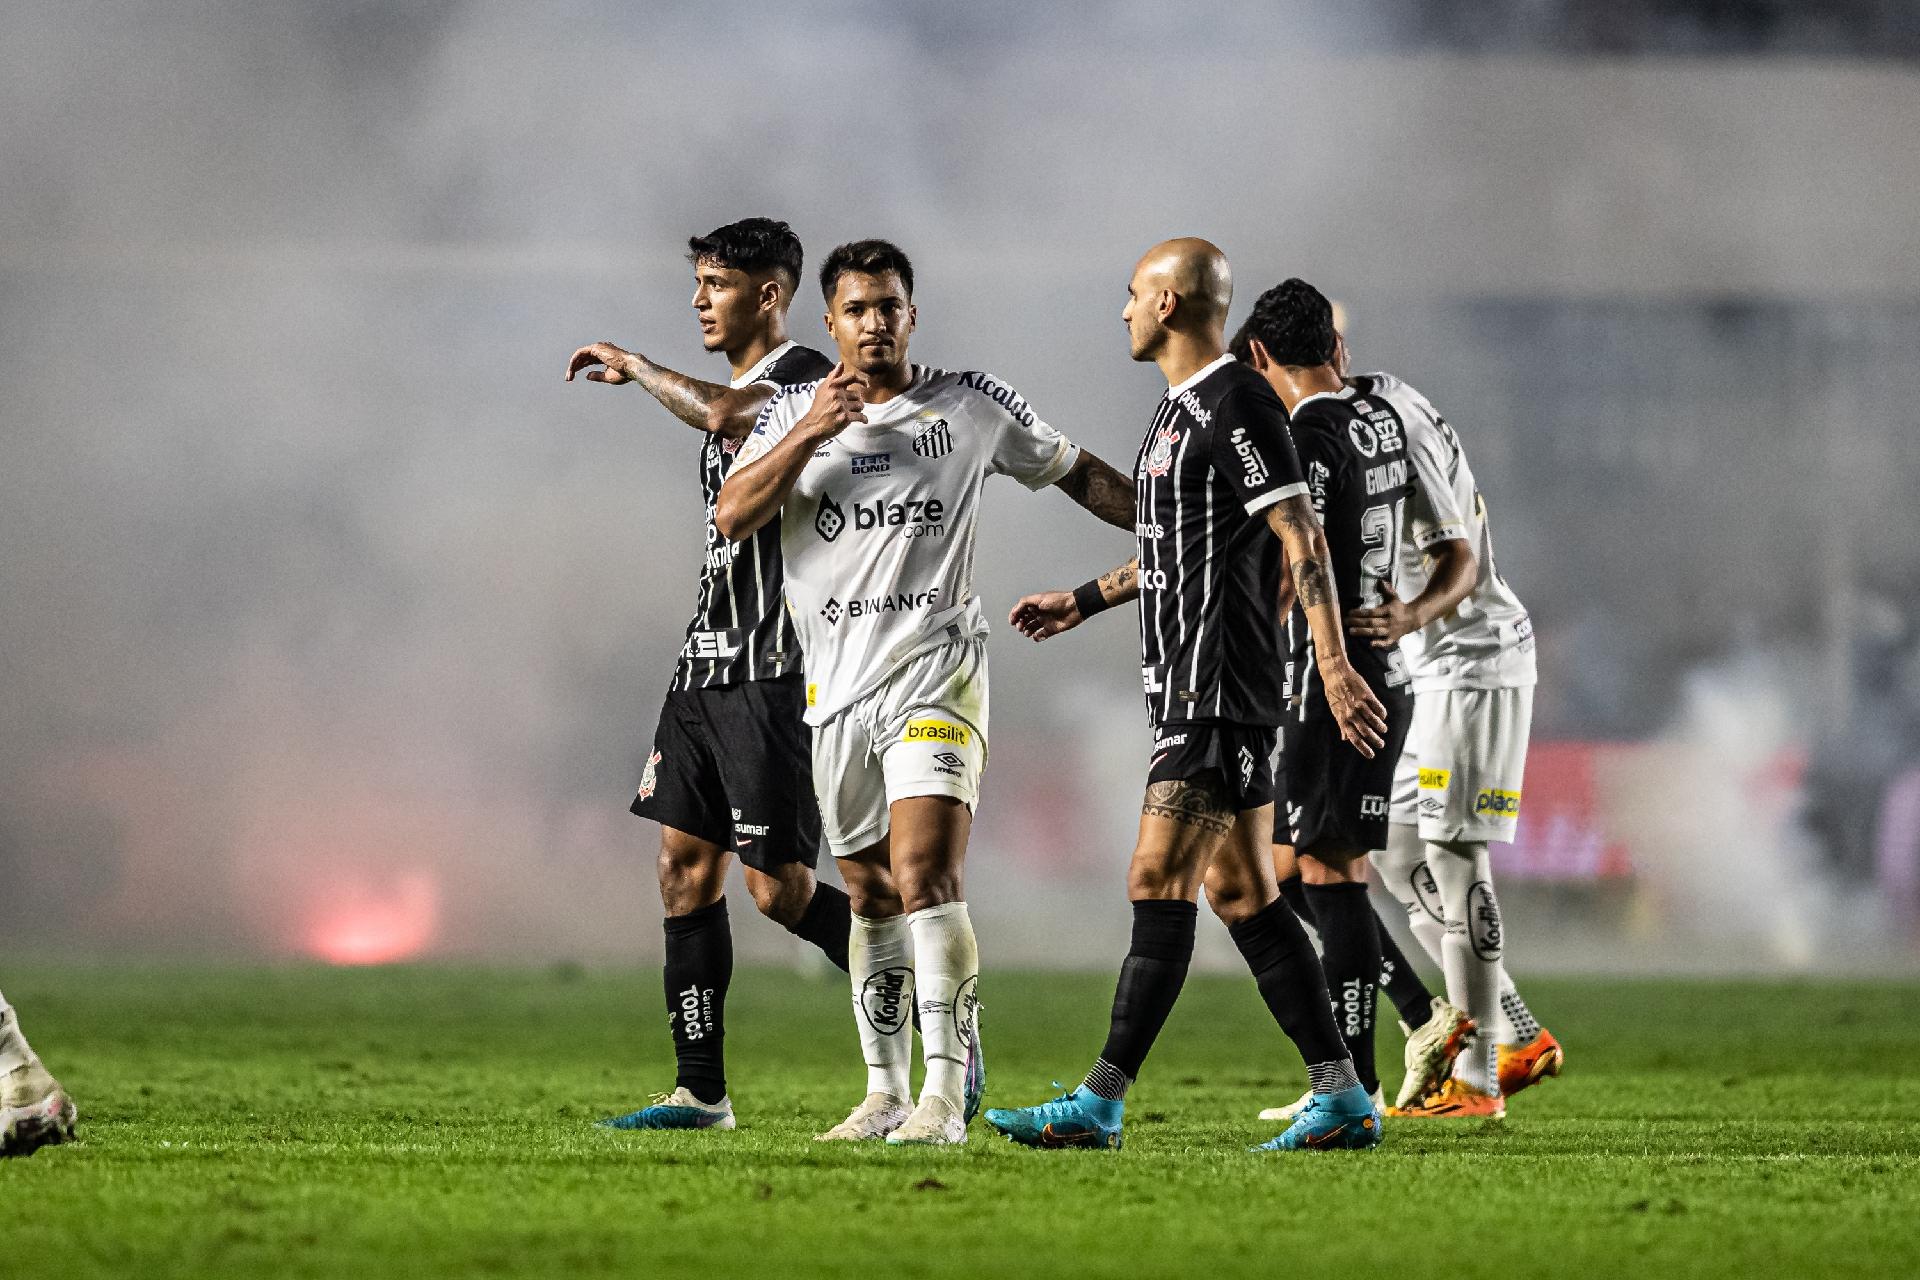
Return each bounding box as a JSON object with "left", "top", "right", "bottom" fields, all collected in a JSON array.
[
  {"left": 885, "top": 1093, "right": 967, "bottom": 1146},
  {"left": 815, "top": 1092, "right": 911, "bottom": 1142},
  {"left": 1, "top": 1058, "right": 78, "bottom": 1158},
  {"left": 1397, "top": 997, "right": 1477, "bottom": 1110},
  {"left": 1258, "top": 1085, "right": 1383, "bottom": 1122}
]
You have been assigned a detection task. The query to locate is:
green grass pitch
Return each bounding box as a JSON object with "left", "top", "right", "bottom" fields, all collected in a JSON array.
[{"left": 2, "top": 964, "right": 1916, "bottom": 1278}]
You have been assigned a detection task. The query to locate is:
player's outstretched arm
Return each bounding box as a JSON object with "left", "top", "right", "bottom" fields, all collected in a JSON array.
[
  {"left": 564, "top": 341, "right": 747, "bottom": 434},
  {"left": 1265, "top": 495, "right": 1388, "bottom": 756},
  {"left": 1347, "top": 537, "right": 1477, "bottom": 648},
  {"left": 1051, "top": 451, "right": 1136, "bottom": 530},
  {"left": 1008, "top": 556, "right": 1139, "bottom": 641},
  {"left": 715, "top": 364, "right": 866, "bottom": 541}
]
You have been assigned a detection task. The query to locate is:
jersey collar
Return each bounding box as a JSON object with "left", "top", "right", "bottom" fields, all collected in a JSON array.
[
  {"left": 729, "top": 340, "right": 797, "bottom": 389},
  {"left": 1291, "top": 385, "right": 1358, "bottom": 412},
  {"left": 1165, "top": 353, "right": 1236, "bottom": 399}
]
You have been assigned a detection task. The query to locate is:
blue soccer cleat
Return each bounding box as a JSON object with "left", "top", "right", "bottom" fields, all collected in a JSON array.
[
  {"left": 984, "top": 1086, "right": 1123, "bottom": 1149},
  {"left": 1254, "top": 1085, "right": 1383, "bottom": 1151},
  {"left": 600, "top": 1087, "right": 735, "bottom": 1131}
]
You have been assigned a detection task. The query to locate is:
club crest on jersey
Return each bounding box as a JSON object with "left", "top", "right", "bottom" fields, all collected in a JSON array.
[
  {"left": 1144, "top": 426, "right": 1180, "bottom": 477},
  {"left": 638, "top": 751, "right": 661, "bottom": 801},
  {"left": 815, "top": 493, "right": 846, "bottom": 541},
  {"left": 912, "top": 417, "right": 953, "bottom": 459}
]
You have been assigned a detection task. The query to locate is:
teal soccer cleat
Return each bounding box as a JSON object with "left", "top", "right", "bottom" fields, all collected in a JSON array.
[
  {"left": 600, "top": 1087, "right": 735, "bottom": 1131},
  {"left": 984, "top": 1086, "right": 1122, "bottom": 1149},
  {"left": 963, "top": 1015, "right": 987, "bottom": 1123},
  {"left": 1254, "top": 1086, "right": 1382, "bottom": 1151}
]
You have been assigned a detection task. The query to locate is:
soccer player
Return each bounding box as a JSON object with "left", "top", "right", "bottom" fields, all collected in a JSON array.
[
  {"left": 0, "top": 989, "right": 76, "bottom": 1157},
  {"left": 1341, "top": 355, "right": 1562, "bottom": 1117},
  {"left": 717, "top": 239, "right": 1136, "bottom": 1146},
  {"left": 565, "top": 218, "right": 847, "bottom": 1130},
  {"left": 986, "top": 240, "right": 1389, "bottom": 1152}
]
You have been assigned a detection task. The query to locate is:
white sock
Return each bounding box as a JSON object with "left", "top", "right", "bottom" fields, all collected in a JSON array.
[
  {"left": 0, "top": 991, "right": 29, "bottom": 1075},
  {"left": 1428, "top": 840, "right": 1503, "bottom": 1095},
  {"left": 849, "top": 913, "right": 914, "bottom": 1100},
  {"left": 907, "top": 901, "right": 979, "bottom": 1109},
  {"left": 1374, "top": 825, "right": 1449, "bottom": 984}
]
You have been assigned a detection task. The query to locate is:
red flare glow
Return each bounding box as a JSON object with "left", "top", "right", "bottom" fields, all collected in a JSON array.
[{"left": 303, "top": 871, "right": 439, "bottom": 965}]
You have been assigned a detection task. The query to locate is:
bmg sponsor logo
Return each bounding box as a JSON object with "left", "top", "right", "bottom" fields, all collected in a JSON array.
[
  {"left": 860, "top": 967, "right": 913, "bottom": 1035},
  {"left": 1229, "top": 425, "right": 1269, "bottom": 487},
  {"left": 1473, "top": 788, "right": 1522, "bottom": 819}
]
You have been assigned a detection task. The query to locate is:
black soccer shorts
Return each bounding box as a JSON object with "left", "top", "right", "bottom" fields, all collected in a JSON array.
[
  {"left": 1145, "top": 720, "right": 1278, "bottom": 812},
  {"left": 630, "top": 673, "right": 822, "bottom": 871},
  {"left": 1279, "top": 657, "right": 1413, "bottom": 857}
]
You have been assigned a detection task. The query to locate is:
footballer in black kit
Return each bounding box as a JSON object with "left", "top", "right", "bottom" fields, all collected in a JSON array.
[
  {"left": 1136, "top": 355, "right": 1305, "bottom": 810},
  {"left": 566, "top": 219, "right": 851, "bottom": 1131}
]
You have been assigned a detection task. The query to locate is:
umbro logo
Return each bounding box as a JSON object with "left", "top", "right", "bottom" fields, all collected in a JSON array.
[
  {"left": 913, "top": 418, "right": 954, "bottom": 459},
  {"left": 933, "top": 751, "right": 962, "bottom": 768},
  {"left": 820, "top": 598, "right": 843, "bottom": 624}
]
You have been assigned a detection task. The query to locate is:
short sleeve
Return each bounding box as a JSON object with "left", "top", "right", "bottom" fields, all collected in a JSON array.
[
  {"left": 754, "top": 346, "right": 834, "bottom": 393},
  {"left": 1404, "top": 413, "right": 1471, "bottom": 549},
  {"left": 732, "top": 382, "right": 814, "bottom": 469},
  {"left": 1290, "top": 421, "right": 1341, "bottom": 523},
  {"left": 972, "top": 374, "right": 1079, "bottom": 489},
  {"left": 1211, "top": 382, "right": 1307, "bottom": 516}
]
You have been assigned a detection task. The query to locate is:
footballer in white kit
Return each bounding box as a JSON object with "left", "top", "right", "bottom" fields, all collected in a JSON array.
[
  {"left": 1348, "top": 369, "right": 1564, "bottom": 1117},
  {"left": 719, "top": 239, "right": 1135, "bottom": 1145}
]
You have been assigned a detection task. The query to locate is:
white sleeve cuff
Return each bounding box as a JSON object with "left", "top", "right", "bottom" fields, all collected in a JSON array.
[
  {"left": 1026, "top": 440, "right": 1081, "bottom": 490},
  {"left": 1243, "top": 482, "right": 1309, "bottom": 516}
]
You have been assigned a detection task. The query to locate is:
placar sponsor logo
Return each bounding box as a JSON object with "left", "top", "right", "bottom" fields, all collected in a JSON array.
[
  {"left": 1359, "top": 793, "right": 1388, "bottom": 819},
  {"left": 1473, "top": 788, "right": 1522, "bottom": 818},
  {"left": 854, "top": 497, "right": 946, "bottom": 538},
  {"left": 1229, "top": 426, "right": 1269, "bottom": 487},
  {"left": 860, "top": 966, "right": 913, "bottom": 1035},
  {"left": 904, "top": 719, "right": 970, "bottom": 747},
  {"left": 815, "top": 493, "right": 847, "bottom": 541},
  {"left": 850, "top": 451, "right": 891, "bottom": 476},
  {"left": 912, "top": 418, "right": 954, "bottom": 459}
]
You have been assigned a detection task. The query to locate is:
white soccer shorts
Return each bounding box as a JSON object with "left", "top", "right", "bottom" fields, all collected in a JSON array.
[
  {"left": 812, "top": 636, "right": 989, "bottom": 858},
  {"left": 1389, "top": 686, "right": 1533, "bottom": 843}
]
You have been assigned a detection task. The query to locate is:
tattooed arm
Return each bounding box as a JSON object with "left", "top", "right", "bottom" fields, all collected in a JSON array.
[
  {"left": 564, "top": 341, "right": 770, "bottom": 440},
  {"left": 1052, "top": 450, "right": 1136, "bottom": 530},
  {"left": 1007, "top": 556, "right": 1138, "bottom": 641},
  {"left": 1265, "top": 494, "right": 1388, "bottom": 755}
]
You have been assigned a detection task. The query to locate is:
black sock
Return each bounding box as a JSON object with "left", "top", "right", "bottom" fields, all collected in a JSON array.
[
  {"left": 1087, "top": 899, "right": 1198, "bottom": 1095},
  {"left": 1227, "top": 898, "right": 1348, "bottom": 1073},
  {"left": 1276, "top": 872, "right": 1312, "bottom": 925},
  {"left": 1374, "top": 904, "right": 1435, "bottom": 1027},
  {"left": 786, "top": 881, "right": 852, "bottom": 972},
  {"left": 1302, "top": 882, "right": 1382, "bottom": 1094},
  {"left": 663, "top": 898, "right": 732, "bottom": 1104}
]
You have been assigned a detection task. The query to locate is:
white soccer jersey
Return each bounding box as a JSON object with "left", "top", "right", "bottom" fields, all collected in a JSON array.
[
  {"left": 1359, "top": 371, "right": 1536, "bottom": 692},
  {"left": 735, "top": 365, "right": 1079, "bottom": 724}
]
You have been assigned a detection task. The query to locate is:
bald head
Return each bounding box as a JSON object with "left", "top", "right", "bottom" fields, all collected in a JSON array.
[{"left": 1136, "top": 237, "right": 1232, "bottom": 327}]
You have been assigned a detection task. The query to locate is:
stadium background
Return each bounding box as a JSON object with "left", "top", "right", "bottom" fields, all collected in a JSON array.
[{"left": 4, "top": 1, "right": 1919, "bottom": 975}]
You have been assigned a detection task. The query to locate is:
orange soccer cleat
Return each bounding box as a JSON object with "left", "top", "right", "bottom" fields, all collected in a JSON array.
[
  {"left": 1386, "top": 1078, "right": 1506, "bottom": 1120},
  {"left": 1497, "top": 1028, "right": 1565, "bottom": 1098}
]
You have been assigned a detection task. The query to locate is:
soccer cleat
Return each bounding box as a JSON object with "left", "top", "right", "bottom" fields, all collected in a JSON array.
[
  {"left": 984, "top": 1086, "right": 1123, "bottom": 1150},
  {"left": 886, "top": 1094, "right": 967, "bottom": 1146},
  {"left": 815, "top": 1092, "right": 912, "bottom": 1142},
  {"left": 1388, "top": 1077, "right": 1506, "bottom": 1119},
  {"left": 599, "top": 1087, "right": 735, "bottom": 1131},
  {"left": 1257, "top": 1085, "right": 1382, "bottom": 1123},
  {"left": 1498, "top": 1028, "right": 1564, "bottom": 1098},
  {"left": 0, "top": 1058, "right": 78, "bottom": 1158},
  {"left": 1395, "top": 997, "right": 1476, "bottom": 1110},
  {"left": 1255, "top": 1085, "right": 1384, "bottom": 1151},
  {"left": 963, "top": 1010, "right": 986, "bottom": 1123}
]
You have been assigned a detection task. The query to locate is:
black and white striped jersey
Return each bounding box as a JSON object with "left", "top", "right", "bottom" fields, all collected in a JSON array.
[
  {"left": 674, "top": 341, "right": 834, "bottom": 690},
  {"left": 1134, "top": 355, "right": 1308, "bottom": 727},
  {"left": 1281, "top": 384, "right": 1419, "bottom": 693}
]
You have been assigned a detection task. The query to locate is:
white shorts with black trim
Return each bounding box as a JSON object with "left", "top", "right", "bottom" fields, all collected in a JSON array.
[
  {"left": 812, "top": 636, "right": 988, "bottom": 858},
  {"left": 1389, "top": 686, "right": 1533, "bottom": 843}
]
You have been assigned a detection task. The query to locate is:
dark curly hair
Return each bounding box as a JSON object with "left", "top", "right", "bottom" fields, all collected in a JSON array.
[
  {"left": 819, "top": 239, "right": 914, "bottom": 303},
  {"left": 1231, "top": 277, "right": 1337, "bottom": 368},
  {"left": 686, "top": 218, "right": 804, "bottom": 291}
]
